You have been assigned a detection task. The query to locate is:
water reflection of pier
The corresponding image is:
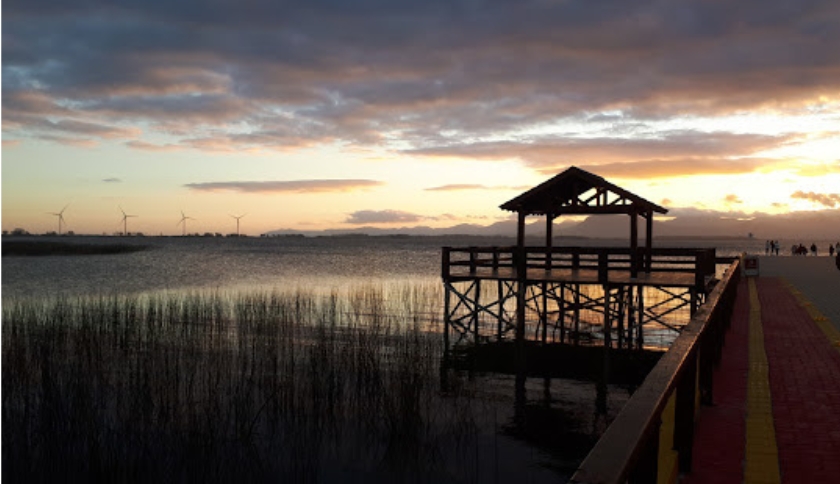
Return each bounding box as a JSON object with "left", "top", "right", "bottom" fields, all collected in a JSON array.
[{"left": 441, "top": 167, "right": 717, "bottom": 354}]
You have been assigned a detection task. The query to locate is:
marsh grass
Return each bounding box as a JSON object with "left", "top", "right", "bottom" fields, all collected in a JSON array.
[{"left": 2, "top": 284, "right": 520, "bottom": 482}]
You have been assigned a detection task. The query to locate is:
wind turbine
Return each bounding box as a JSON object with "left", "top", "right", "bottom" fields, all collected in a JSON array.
[
  {"left": 177, "top": 211, "right": 195, "bottom": 236},
  {"left": 230, "top": 213, "right": 247, "bottom": 236},
  {"left": 48, "top": 204, "right": 69, "bottom": 235},
  {"left": 119, "top": 206, "right": 137, "bottom": 236}
]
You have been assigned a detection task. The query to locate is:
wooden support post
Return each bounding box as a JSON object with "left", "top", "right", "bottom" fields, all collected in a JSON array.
[
  {"left": 545, "top": 216, "right": 553, "bottom": 242},
  {"left": 601, "top": 285, "right": 612, "bottom": 431},
  {"left": 545, "top": 214, "right": 553, "bottom": 271},
  {"left": 442, "top": 247, "right": 451, "bottom": 280},
  {"left": 515, "top": 242, "right": 527, "bottom": 373},
  {"left": 473, "top": 281, "right": 481, "bottom": 343},
  {"left": 603, "top": 285, "right": 612, "bottom": 350},
  {"left": 541, "top": 282, "right": 548, "bottom": 344},
  {"left": 598, "top": 250, "right": 608, "bottom": 284},
  {"left": 637, "top": 287, "right": 645, "bottom": 350},
  {"left": 617, "top": 286, "right": 625, "bottom": 349},
  {"left": 627, "top": 286, "right": 635, "bottom": 350},
  {"left": 630, "top": 211, "right": 639, "bottom": 278},
  {"left": 675, "top": 350, "right": 698, "bottom": 473},
  {"left": 559, "top": 284, "right": 566, "bottom": 344},
  {"left": 444, "top": 284, "right": 451, "bottom": 353},
  {"left": 516, "top": 280, "right": 527, "bottom": 370},
  {"left": 645, "top": 210, "right": 653, "bottom": 273},
  {"left": 517, "top": 212, "right": 526, "bottom": 249},
  {"left": 694, "top": 252, "right": 705, "bottom": 296},
  {"left": 497, "top": 281, "right": 504, "bottom": 341},
  {"left": 574, "top": 284, "right": 581, "bottom": 346}
]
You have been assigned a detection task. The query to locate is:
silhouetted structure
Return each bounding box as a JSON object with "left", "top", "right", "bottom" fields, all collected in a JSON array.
[{"left": 442, "top": 167, "right": 716, "bottom": 354}]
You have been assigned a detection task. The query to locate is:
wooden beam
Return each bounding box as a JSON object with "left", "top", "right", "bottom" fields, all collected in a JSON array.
[
  {"left": 555, "top": 205, "right": 645, "bottom": 215},
  {"left": 545, "top": 213, "right": 553, "bottom": 250},
  {"left": 517, "top": 212, "right": 526, "bottom": 248},
  {"left": 630, "top": 211, "right": 639, "bottom": 278},
  {"left": 645, "top": 209, "right": 653, "bottom": 272}
]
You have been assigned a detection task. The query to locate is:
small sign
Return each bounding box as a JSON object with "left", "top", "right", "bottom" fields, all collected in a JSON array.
[{"left": 743, "top": 255, "right": 759, "bottom": 277}]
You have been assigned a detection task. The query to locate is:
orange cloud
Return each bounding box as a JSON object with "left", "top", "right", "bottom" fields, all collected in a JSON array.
[
  {"left": 424, "top": 184, "right": 529, "bottom": 191},
  {"left": 791, "top": 190, "right": 840, "bottom": 208},
  {"left": 126, "top": 140, "right": 183, "bottom": 152}
]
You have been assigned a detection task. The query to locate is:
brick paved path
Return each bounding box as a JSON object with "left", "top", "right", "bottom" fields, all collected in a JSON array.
[
  {"left": 683, "top": 275, "right": 840, "bottom": 484},
  {"left": 759, "top": 277, "right": 840, "bottom": 482}
]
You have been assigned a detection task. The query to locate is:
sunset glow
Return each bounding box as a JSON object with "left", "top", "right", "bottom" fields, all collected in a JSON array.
[{"left": 3, "top": 0, "right": 839, "bottom": 237}]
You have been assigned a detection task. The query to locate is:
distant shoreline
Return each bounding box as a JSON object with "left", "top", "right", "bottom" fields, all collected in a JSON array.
[{"left": 2, "top": 240, "right": 150, "bottom": 257}]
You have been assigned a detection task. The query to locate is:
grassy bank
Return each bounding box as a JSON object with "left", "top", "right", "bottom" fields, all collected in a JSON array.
[{"left": 2, "top": 240, "right": 149, "bottom": 256}]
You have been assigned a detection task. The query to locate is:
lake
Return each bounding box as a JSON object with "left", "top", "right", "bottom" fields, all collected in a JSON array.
[
  {"left": 1, "top": 234, "right": 784, "bottom": 300},
  {"left": 0, "top": 234, "right": 824, "bottom": 482}
]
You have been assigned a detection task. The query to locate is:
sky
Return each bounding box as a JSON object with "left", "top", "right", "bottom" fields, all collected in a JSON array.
[{"left": 3, "top": 0, "right": 840, "bottom": 237}]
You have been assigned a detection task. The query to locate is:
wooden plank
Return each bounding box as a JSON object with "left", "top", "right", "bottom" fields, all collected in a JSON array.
[{"left": 447, "top": 267, "right": 697, "bottom": 288}]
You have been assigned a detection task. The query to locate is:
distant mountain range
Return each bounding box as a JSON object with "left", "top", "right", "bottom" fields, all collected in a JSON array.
[{"left": 266, "top": 208, "right": 840, "bottom": 241}]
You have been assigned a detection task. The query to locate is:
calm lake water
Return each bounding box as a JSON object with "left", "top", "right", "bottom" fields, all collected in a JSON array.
[
  {"left": 3, "top": 234, "right": 825, "bottom": 482},
  {"left": 0, "top": 234, "right": 790, "bottom": 300}
]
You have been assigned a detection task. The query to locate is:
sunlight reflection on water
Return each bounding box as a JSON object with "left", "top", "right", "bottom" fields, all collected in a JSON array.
[{"left": 2, "top": 234, "right": 803, "bottom": 302}]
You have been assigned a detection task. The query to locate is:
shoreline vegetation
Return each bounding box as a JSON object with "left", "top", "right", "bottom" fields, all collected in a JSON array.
[
  {"left": 1, "top": 284, "right": 619, "bottom": 482},
  {"left": 2, "top": 240, "right": 149, "bottom": 256}
]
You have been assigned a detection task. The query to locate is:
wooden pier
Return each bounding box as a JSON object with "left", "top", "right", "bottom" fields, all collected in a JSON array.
[
  {"left": 441, "top": 167, "right": 719, "bottom": 355},
  {"left": 442, "top": 245, "right": 717, "bottom": 350}
]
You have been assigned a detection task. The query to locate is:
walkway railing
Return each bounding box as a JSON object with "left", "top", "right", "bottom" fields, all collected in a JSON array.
[{"left": 568, "top": 257, "right": 741, "bottom": 483}]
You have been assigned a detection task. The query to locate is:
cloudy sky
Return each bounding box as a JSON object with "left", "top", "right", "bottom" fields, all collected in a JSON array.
[{"left": 3, "top": 0, "right": 839, "bottom": 236}]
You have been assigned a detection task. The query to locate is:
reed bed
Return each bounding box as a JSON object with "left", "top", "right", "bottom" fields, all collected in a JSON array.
[{"left": 2, "top": 284, "right": 514, "bottom": 483}]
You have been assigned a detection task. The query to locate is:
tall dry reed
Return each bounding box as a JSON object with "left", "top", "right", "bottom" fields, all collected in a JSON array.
[{"left": 2, "top": 284, "right": 497, "bottom": 482}]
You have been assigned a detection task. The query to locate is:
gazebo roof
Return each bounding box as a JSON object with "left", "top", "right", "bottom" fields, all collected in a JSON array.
[{"left": 500, "top": 166, "right": 668, "bottom": 217}]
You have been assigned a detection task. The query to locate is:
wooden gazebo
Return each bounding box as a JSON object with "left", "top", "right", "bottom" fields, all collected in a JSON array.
[
  {"left": 440, "top": 166, "right": 716, "bottom": 353},
  {"left": 500, "top": 166, "right": 668, "bottom": 278}
]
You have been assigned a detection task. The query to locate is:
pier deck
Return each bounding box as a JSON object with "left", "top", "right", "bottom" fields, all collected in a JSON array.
[{"left": 442, "top": 246, "right": 719, "bottom": 350}]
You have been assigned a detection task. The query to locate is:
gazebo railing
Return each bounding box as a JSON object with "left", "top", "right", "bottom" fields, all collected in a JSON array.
[{"left": 442, "top": 246, "right": 716, "bottom": 289}]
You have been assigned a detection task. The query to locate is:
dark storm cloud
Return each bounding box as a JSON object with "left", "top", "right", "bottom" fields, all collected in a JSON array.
[
  {"left": 3, "top": 0, "right": 839, "bottom": 155},
  {"left": 183, "top": 179, "right": 384, "bottom": 193}
]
